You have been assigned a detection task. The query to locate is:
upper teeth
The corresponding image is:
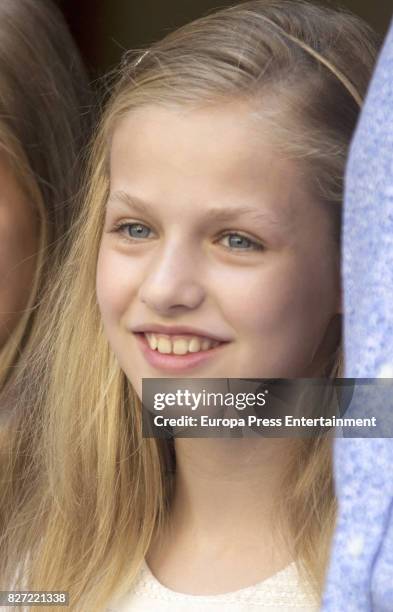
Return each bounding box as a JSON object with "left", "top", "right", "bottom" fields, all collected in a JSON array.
[{"left": 145, "top": 333, "right": 219, "bottom": 355}]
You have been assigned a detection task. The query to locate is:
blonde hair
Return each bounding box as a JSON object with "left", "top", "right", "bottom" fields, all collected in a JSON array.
[
  {"left": 0, "top": 0, "right": 91, "bottom": 391},
  {"left": 0, "top": 1, "right": 377, "bottom": 609}
]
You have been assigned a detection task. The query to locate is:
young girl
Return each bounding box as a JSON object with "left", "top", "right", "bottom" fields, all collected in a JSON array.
[
  {"left": 0, "top": 0, "right": 91, "bottom": 392},
  {"left": 0, "top": 1, "right": 377, "bottom": 610}
]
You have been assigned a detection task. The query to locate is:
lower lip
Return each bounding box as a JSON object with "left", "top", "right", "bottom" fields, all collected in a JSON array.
[{"left": 134, "top": 333, "right": 227, "bottom": 373}]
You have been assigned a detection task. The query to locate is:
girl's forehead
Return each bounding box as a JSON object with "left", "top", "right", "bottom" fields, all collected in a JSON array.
[
  {"left": 110, "top": 96, "right": 282, "bottom": 150},
  {"left": 115, "top": 98, "right": 253, "bottom": 121},
  {"left": 109, "top": 101, "right": 301, "bottom": 191},
  {"left": 107, "top": 101, "right": 327, "bottom": 239}
]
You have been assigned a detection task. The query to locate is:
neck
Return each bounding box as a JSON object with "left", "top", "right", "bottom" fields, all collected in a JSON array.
[
  {"left": 147, "top": 436, "right": 299, "bottom": 592},
  {"left": 155, "top": 437, "right": 297, "bottom": 559},
  {"left": 175, "top": 437, "right": 291, "bottom": 526}
]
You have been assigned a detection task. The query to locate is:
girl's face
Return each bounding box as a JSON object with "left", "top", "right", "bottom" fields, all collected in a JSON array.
[
  {"left": 0, "top": 153, "right": 39, "bottom": 348},
  {"left": 97, "top": 101, "right": 341, "bottom": 396}
]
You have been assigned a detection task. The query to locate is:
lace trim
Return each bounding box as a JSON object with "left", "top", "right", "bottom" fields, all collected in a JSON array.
[{"left": 125, "top": 560, "right": 318, "bottom": 605}]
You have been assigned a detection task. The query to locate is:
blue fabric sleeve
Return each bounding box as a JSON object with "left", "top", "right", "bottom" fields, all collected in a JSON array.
[{"left": 321, "top": 19, "right": 393, "bottom": 612}]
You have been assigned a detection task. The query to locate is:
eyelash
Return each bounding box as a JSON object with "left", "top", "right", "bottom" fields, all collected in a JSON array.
[
  {"left": 113, "top": 222, "right": 153, "bottom": 241},
  {"left": 218, "top": 233, "right": 264, "bottom": 251},
  {"left": 111, "top": 222, "right": 265, "bottom": 252}
]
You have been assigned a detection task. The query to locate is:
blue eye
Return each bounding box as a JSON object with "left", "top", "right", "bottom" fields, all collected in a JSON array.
[
  {"left": 117, "top": 222, "right": 152, "bottom": 239},
  {"left": 220, "top": 233, "right": 263, "bottom": 251}
]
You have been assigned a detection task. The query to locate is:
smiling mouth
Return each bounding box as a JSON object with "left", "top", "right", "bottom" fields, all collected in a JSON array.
[{"left": 137, "top": 332, "right": 223, "bottom": 355}]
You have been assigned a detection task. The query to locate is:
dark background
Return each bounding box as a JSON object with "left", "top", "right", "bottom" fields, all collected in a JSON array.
[{"left": 55, "top": 1, "right": 393, "bottom": 77}]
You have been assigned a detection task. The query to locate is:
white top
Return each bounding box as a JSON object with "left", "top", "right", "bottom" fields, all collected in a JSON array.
[{"left": 106, "top": 560, "right": 319, "bottom": 611}]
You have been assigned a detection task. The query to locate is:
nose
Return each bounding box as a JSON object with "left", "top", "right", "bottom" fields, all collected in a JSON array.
[{"left": 138, "top": 244, "right": 205, "bottom": 315}]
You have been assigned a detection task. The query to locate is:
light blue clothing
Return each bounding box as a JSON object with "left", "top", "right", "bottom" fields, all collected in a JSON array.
[{"left": 322, "top": 20, "right": 393, "bottom": 612}]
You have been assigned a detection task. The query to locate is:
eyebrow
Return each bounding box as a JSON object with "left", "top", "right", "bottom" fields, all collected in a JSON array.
[{"left": 107, "top": 190, "right": 290, "bottom": 229}]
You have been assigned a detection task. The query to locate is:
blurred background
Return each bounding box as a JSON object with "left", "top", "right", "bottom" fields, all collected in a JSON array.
[{"left": 55, "top": 0, "right": 392, "bottom": 77}]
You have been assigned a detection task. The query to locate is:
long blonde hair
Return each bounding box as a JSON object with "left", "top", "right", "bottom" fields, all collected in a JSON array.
[
  {"left": 0, "top": 1, "right": 377, "bottom": 609},
  {"left": 0, "top": 0, "right": 91, "bottom": 391}
]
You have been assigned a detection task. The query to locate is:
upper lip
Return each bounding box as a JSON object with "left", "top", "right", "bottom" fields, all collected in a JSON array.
[{"left": 131, "top": 323, "right": 232, "bottom": 343}]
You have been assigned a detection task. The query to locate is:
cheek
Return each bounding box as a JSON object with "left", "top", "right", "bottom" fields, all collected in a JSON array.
[
  {"left": 96, "top": 248, "right": 126, "bottom": 324},
  {"left": 0, "top": 199, "right": 38, "bottom": 265},
  {"left": 219, "top": 257, "right": 336, "bottom": 341},
  {"left": 96, "top": 243, "right": 144, "bottom": 330},
  {"left": 0, "top": 200, "right": 39, "bottom": 344}
]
